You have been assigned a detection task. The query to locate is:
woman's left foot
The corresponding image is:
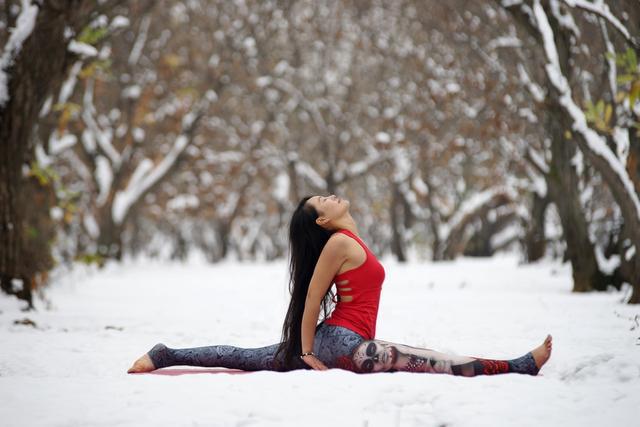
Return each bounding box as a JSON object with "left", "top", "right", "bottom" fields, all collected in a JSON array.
[
  {"left": 531, "top": 334, "right": 553, "bottom": 372},
  {"left": 127, "top": 353, "right": 156, "bottom": 373}
]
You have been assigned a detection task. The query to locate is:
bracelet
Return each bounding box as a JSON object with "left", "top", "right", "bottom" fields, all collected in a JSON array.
[{"left": 300, "top": 351, "right": 316, "bottom": 358}]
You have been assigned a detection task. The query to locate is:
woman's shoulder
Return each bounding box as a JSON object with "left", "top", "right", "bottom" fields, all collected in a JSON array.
[
  {"left": 328, "top": 230, "right": 351, "bottom": 243},
  {"left": 323, "top": 231, "right": 353, "bottom": 252}
]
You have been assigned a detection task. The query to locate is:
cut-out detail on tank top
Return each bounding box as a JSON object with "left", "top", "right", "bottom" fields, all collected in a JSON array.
[{"left": 335, "top": 279, "right": 353, "bottom": 303}]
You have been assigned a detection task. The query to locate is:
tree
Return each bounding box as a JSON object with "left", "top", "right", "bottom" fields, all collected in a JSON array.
[
  {"left": 0, "top": 0, "right": 126, "bottom": 307},
  {"left": 499, "top": 0, "right": 640, "bottom": 302}
]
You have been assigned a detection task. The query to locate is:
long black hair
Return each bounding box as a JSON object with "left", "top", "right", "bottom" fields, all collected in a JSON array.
[{"left": 274, "top": 196, "right": 336, "bottom": 370}]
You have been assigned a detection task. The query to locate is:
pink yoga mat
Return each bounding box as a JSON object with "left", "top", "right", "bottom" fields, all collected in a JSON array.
[{"left": 143, "top": 368, "right": 252, "bottom": 376}]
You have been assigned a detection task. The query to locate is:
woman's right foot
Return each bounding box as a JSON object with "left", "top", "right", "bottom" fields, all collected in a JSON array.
[
  {"left": 531, "top": 334, "right": 553, "bottom": 372},
  {"left": 127, "top": 353, "right": 156, "bottom": 373}
]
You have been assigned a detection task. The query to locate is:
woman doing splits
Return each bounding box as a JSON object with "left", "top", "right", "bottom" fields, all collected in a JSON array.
[{"left": 128, "top": 195, "right": 552, "bottom": 376}]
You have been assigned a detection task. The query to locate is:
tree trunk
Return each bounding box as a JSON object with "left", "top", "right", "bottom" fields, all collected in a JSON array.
[
  {"left": 0, "top": 4, "right": 73, "bottom": 306},
  {"left": 390, "top": 184, "right": 407, "bottom": 262},
  {"left": 465, "top": 211, "right": 518, "bottom": 257},
  {"left": 524, "top": 192, "right": 549, "bottom": 262},
  {"left": 546, "top": 104, "right": 606, "bottom": 292}
]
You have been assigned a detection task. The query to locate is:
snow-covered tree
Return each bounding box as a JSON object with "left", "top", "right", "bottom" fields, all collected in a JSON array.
[{"left": 0, "top": 0, "right": 128, "bottom": 307}]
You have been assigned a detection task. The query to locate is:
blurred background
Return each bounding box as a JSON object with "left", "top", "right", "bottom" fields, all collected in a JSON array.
[{"left": 1, "top": 0, "right": 639, "bottom": 307}]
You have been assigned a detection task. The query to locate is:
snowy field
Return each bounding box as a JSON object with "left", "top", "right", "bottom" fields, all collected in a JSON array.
[{"left": 1, "top": 254, "right": 639, "bottom": 427}]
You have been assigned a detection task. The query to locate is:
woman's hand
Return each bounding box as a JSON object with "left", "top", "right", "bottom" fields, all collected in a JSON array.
[{"left": 301, "top": 354, "right": 329, "bottom": 370}]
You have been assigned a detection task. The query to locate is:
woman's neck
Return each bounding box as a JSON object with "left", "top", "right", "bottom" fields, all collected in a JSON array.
[{"left": 331, "top": 214, "right": 359, "bottom": 236}]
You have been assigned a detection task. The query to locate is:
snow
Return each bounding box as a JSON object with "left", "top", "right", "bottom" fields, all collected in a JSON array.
[
  {"left": 0, "top": 255, "right": 637, "bottom": 426},
  {"left": 132, "top": 127, "right": 145, "bottom": 142},
  {"left": 128, "top": 15, "right": 150, "bottom": 66},
  {"left": 58, "top": 61, "right": 83, "bottom": 104},
  {"left": 613, "top": 127, "right": 630, "bottom": 166},
  {"left": 49, "top": 206, "right": 63, "bottom": 221},
  {"left": 294, "top": 161, "right": 327, "bottom": 190},
  {"left": 273, "top": 172, "right": 290, "bottom": 203},
  {"left": 625, "top": 245, "right": 636, "bottom": 261},
  {"left": 550, "top": 0, "right": 580, "bottom": 38},
  {"left": 517, "top": 64, "right": 546, "bottom": 102},
  {"left": 486, "top": 36, "right": 523, "bottom": 50},
  {"left": 563, "top": 0, "right": 633, "bottom": 43},
  {"left": 0, "top": 0, "right": 39, "bottom": 107},
  {"left": 95, "top": 155, "right": 113, "bottom": 207},
  {"left": 375, "top": 131, "right": 391, "bottom": 143},
  {"left": 166, "top": 194, "right": 200, "bottom": 211},
  {"left": 411, "top": 174, "right": 429, "bottom": 196},
  {"left": 594, "top": 245, "right": 620, "bottom": 275},
  {"left": 82, "top": 213, "right": 100, "bottom": 239},
  {"left": 256, "top": 76, "right": 273, "bottom": 87},
  {"left": 82, "top": 79, "right": 122, "bottom": 166},
  {"left": 48, "top": 131, "right": 78, "bottom": 155},
  {"left": 68, "top": 40, "right": 98, "bottom": 57},
  {"left": 123, "top": 85, "right": 142, "bottom": 99},
  {"left": 439, "top": 187, "right": 517, "bottom": 240},
  {"left": 34, "top": 143, "right": 52, "bottom": 167},
  {"left": 110, "top": 16, "right": 130, "bottom": 30}
]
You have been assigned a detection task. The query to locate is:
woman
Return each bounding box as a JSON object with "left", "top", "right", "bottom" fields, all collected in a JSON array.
[{"left": 128, "top": 194, "right": 552, "bottom": 375}]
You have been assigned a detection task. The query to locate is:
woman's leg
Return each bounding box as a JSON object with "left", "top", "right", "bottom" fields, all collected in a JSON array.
[
  {"left": 313, "top": 323, "right": 365, "bottom": 371},
  {"left": 350, "top": 335, "right": 552, "bottom": 376},
  {"left": 135, "top": 323, "right": 340, "bottom": 372},
  {"left": 145, "top": 342, "right": 294, "bottom": 371}
]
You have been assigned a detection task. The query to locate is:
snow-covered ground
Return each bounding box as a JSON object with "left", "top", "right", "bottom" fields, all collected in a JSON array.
[{"left": 1, "top": 254, "right": 638, "bottom": 427}]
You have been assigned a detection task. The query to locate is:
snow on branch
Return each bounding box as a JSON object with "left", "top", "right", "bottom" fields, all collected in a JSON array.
[
  {"left": 128, "top": 15, "right": 150, "bottom": 66},
  {"left": 58, "top": 61, "right": 83, "bottom": 104},
  {"left": 517, "top": 64, "right": 546, "bottom": 102},
  {"left": 111, "top": 98, "right": 209, "bottom": 225},
  {"left": 526, "top": 146, "right": 550, "bottom": 174},
  {"left": 532, "top": 0, "right": 640, "bottom": 222},
  {"left": 522, "top": 144, "right": 550, "bottom": 197},
  {"left": 82, "top": 79, "right": 122, "bottom": 166},
  {"left": 562, "top": 0, "right": 637, "bottom": 47},
  {"left": 272, "top": 78, "right": 327, "bottom": 133},
  {"left": 439, "top": 186, "right": 518, "bottom": 241},
  {"left": 335, "top": 149, "right": 394, "bottom": 184},
  {"left": 550, "top": 0, "right": 580, "bottom": 38},
  {"left": 397, "top": 181, "right": 428, "bottom": 221},
  {"left": 95, "top": 155, "right": 113, "bottom": 207},
  {"left": 294, "top": 160, "right": 327, "bottom": 190},
  {"left": 0, "top": 0, "right": 39, "bottom": 107},
  {"left": 68, "top": 40, "right": 98, "bottom": 57}
]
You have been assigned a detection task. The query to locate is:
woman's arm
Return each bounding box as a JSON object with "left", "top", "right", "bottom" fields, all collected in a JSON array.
[{"left": 300, "top": 234, "right": 349, "bottom": 370}]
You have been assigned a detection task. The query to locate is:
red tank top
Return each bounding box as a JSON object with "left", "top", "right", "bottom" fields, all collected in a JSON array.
[{"left": 324, "top": 229, "right": 385, "bottom": 339}]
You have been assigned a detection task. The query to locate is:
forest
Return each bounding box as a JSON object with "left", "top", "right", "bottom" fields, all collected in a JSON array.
[{"left": 1, "top": 0, "right": 639, "bottom": 306}]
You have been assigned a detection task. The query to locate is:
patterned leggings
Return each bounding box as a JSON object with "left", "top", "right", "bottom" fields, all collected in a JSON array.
[{"left": 147, "top": 322, "right": 539, "bottom": 375}]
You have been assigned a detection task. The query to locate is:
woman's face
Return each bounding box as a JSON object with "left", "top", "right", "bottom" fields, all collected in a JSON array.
[{"left": 307, "top": 194, "right": 350, "bottom": 226}]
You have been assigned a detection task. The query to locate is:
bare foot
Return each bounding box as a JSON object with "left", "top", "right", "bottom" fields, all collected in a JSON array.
[
  {"left": 531, "top": 334, "right": 553, "bottom": 372},
  {"left": 127, "top": 353, "right": 156, "bottom": 374}
]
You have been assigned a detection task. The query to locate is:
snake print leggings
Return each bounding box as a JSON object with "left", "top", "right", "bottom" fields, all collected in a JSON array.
[{"left": 146, "top": 321, "right": 539, "bottom": 375}]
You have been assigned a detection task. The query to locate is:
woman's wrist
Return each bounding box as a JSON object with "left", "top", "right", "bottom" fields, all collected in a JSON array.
[{"left": 300, "top": 351, "right": 316, "bottom": 358}]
